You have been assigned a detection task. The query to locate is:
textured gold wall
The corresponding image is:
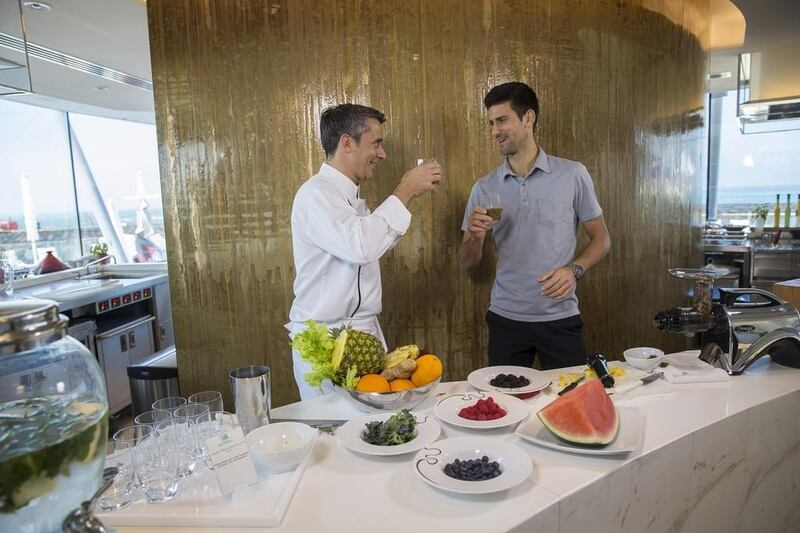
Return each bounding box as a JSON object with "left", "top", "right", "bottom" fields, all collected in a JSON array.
[{"left": 147, "top": 0, "right": 708, "bottom": 407}]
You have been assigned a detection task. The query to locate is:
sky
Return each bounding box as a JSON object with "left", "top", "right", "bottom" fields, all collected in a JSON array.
[{"left": 0, "top": 99, "right": 160, "bottom": 223}]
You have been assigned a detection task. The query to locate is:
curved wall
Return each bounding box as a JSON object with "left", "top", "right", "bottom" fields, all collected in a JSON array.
[{"left": 147, "top": 0, "right": 709, "bottom": 406}]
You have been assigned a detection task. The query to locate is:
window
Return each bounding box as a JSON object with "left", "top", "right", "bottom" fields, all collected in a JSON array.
[
  {"left": 68, "top": 113, "right": 166, "bottom": 263},
  {"left": 0, "top": 99, "right": 165, "bottom": 268},
  {"left": 0, "top": 99, "right": 81, "bottom": 265},
  {"left": 707, "top": 90, "right": 800, "bottom": 227}
]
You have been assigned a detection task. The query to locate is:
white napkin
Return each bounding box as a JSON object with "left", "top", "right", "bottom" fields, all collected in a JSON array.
[
  {"left": 661, "top": 350, "right": 730, "bottom": 384},
  {"left": 615, "top": 378, "right": 675, "bottom": 399}
]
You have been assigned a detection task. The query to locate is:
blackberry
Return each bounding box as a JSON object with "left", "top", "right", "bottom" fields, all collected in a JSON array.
[{"left": 490, "top": 373, "right": 531, "bottom": 388}]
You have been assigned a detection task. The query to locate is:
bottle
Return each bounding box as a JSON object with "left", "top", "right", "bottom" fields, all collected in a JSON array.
[
  {"left": 796, "top": 194, "right": 799, "bottom": 227},
  {"left": 785, "top": 194, "right": 791, "bottom": 229},
  {"left": 774, "top": 194, "right": 781, "bottom": 228},
  {"left": 586, "top": 353, "right": 615, "bottom": 388}
]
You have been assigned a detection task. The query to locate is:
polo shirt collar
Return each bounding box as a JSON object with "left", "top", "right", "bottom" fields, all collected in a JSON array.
[
  {"left": 319, "top": 162, "right": 359, "bottom": 200},
  {"left": 502, "top": 147, "right": 551, "bottom": 179}
]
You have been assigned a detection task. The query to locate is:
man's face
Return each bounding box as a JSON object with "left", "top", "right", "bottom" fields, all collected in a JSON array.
[
  {"left": 487, "top": 102, "right": 534, "bottom": 156},
  {"left": 349, "top": 118, "right": 386, "bottom": 183}
]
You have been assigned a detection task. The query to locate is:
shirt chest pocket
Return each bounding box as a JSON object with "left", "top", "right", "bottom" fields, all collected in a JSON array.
[{"left": 536, "top": 198, "right": 573, "bottom": 228}]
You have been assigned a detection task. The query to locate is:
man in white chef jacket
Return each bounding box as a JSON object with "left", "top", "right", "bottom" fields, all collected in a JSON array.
[{"left": 287, "top": 103, "right": 442, "bottom": 399}]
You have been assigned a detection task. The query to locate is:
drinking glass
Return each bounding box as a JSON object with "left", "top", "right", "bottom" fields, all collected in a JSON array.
[
  {"left": 152, "top": 396, "right": 187, "bottom": 415},
  {"left": 134, "top": 409, "right": 172, "bottom": 427},
  {"left": 97, "top": 441, "right": 136, "bottom": 511},
  {"left": 140, "top": 451, "right": 180, "bottom": 503},
  {"left": 481, "top": 191, "right": 503, "bottom": 220},
  {"left": 188, "top": 390, "right": 223, "bottom": 412},
  {"left": 154, "top": 417, "right": 193, "bottom": 483},
  {"left": 112, "top": 424, "right": 156, "bottom": 486},
  {"left": 195, "top": 411, "right": 240, "bottom": 468},
  {"left": 172, "top": 403, "right": 210, "bottom": 477}
]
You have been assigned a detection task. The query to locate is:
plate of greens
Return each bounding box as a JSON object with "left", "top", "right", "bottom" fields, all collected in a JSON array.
[{"left": 337, "top": 409, "right": 441, "bottom": 456}]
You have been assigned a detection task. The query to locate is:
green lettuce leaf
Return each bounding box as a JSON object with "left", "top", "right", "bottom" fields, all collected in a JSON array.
[
  {"left": 341, "top": 366, "right": 359, "bottom": 389},
  {"left": 292, "top": 320, "right": 335, "bottom": 389}
]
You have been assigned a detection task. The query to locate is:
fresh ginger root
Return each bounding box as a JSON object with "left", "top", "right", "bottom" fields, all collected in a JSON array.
[{"left": 380, "top": 358, "right": 417, "bottom": 380}]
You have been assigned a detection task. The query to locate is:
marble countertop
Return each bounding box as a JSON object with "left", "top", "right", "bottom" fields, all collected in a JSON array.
[{"left": 116, "top": 353, "right": 800, "bottom": 532}]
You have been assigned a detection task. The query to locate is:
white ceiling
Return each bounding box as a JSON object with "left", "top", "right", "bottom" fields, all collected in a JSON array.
[
  {"left": 0, "top": 0, "right": 154, "bottom": 123},
  {"left": 1, "top": 0, "right": 798, "bottom": 122},
  {"left": 709, "top": 0, "right": 800, "bottom": 92}
]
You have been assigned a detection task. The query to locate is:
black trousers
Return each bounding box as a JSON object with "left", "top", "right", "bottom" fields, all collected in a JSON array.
[{"left": 486, "top": 310, "right": 587, "bottom": 370}]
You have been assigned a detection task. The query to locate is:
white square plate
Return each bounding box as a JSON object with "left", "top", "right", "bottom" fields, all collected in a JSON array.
[{"left": 515, "top": 405, "right": 643, "bottom": 455}]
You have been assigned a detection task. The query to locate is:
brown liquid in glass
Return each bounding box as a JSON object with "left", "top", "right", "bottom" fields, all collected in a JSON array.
[{"left": 486, "top": 207, "right": 503, "bottom": 220}]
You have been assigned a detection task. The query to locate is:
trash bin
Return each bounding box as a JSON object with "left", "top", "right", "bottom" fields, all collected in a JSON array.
[{"left": 127, "top": 347, "right": 179, "bottom": 418}]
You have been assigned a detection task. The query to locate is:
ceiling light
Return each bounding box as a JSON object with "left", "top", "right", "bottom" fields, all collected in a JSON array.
[
  {"left": 22, "top": 1, "right": 52, "bottom": 11},
  {"left": 94, "top": 86, "right": 109, "bottom": 91},
  {"left": 708, "top": 71, "right": 732, "bottom": 80}
]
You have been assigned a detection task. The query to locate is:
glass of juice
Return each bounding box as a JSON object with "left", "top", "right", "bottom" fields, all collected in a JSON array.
[{"left": 482, "top": 192, "right": 503, "bottom": 220}]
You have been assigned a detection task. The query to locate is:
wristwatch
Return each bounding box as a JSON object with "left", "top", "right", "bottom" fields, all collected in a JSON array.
[{"left": 569, "top": 263, "right": 585, "bottom": 281}]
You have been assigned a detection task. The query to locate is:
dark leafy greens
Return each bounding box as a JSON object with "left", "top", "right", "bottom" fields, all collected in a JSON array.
[{"left": 361, "top": 409, "right": 417, "bottom": 446}]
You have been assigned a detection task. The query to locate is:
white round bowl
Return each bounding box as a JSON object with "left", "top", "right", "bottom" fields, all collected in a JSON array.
[
  {"left": 245, "top": 422, "right": 316, "bottom": 474},
  {"left": 623, "top": 347, "right": 665, "bottom": 371}
]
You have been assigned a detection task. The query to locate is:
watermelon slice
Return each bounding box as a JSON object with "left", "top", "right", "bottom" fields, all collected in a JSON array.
[{"left": 537, "top": 379, "right": 619, "bottom": 445}]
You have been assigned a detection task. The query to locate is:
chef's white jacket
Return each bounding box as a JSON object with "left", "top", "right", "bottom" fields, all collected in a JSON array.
[{"left": 287, "top": 163, "right": 411, "bottom": 398}]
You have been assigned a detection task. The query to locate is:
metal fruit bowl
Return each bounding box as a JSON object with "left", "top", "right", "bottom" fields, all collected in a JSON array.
[{"left": 333, "top": 377, "right": 441, "bottom": 412}]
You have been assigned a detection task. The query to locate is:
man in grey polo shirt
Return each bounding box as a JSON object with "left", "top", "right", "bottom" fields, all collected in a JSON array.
[{"left": 459, "top": 82, "right": 611, "bottom": 370}]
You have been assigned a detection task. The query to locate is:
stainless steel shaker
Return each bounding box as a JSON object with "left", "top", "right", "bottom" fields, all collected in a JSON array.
[{"left": 229, "top": 366, "right": 271, "bottom": 435}]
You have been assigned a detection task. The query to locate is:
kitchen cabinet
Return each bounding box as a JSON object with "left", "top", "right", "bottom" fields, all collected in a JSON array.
[
  {"left": 752, "top": 249, "right": 794, "bottom": 290},
  {"left": 793, "top": 251, "right": 800, "bottom": 277},
  {"left": 96, "top": 315, "right": 155, "bottom": 413},
  {"left": 153, "top": 281, "right": 174, "bottom": 350}
]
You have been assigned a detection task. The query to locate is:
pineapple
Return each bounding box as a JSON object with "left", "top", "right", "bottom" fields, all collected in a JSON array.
[{"left": 330, "top": 326, "right": 385, "bottom": 385}]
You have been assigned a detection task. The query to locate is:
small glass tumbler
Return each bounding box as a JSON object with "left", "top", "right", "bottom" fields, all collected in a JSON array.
[
  {"left": 173, "top": 403, "right": 210, "bottom": 477},
  {"left": 134, "top": 409, "right": 172, "bottom": 427},
  {"left": 152, "top": 396, "right": 187, "bottom": 416},
  {"left": 480, "top": 191, "right": 503, "bottom": 220},
  {"left": 97, "top": 441, "right": 136, "bottom": 511},
  {"left": 188, "top": 390, "right": 223, "bottom": 413},
  {"left": 112, "top": 424, "right": 156, "bottom": 486},
  {"left": 195, "top": 411, "right": 240, "bottom": 468},
  {"left": 140, "top": 452, "right": 180, "bottom": 503}
]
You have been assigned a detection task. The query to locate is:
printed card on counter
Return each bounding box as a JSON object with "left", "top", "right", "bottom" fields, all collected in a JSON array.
[{"left": 205, "top": 427, "right": 259, "bottom": 497}]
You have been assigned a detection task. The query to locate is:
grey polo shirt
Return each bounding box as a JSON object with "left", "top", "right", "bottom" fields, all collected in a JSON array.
[{"left": 461, "top": 148, "right": 603, "bottom": 322}]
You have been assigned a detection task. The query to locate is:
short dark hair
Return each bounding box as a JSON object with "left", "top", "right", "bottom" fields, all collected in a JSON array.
[
  {"left": 483, "top": 82, "right": 539, "bottom": 129},
  {"left": 319, "top": 104, "right": 386, "bottom": 157}
]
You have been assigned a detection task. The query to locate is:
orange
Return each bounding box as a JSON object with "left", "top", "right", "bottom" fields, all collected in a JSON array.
[
  {"left": 389, "top": 379, "right": 416, "bottom": 392},
  {"left": 355, "top": 374, "right": 391, "bottom": 393},
  {"left": 411, "top": 354, "right": 443, "bottom": 386}
]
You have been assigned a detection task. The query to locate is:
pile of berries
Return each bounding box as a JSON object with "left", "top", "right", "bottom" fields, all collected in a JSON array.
[
  {"left": 458, "top": 396, "right": 507, "bottom": 420},
  {"left": 443, "top": 456, "right": 502, "bottom": 481},
  {"left": 490, "top": 373, "right": 530, "bottom": 388}
]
